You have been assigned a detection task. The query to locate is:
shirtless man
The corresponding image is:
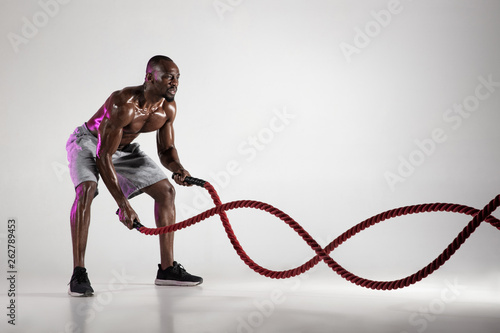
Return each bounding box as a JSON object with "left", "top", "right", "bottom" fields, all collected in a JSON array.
[{"left": 66, "top": 55, "right": 202, "bottom": 296}]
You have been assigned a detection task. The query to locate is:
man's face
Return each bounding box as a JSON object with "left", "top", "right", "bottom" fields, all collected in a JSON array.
[{"left": 150, "top": 61, "right": 180, "bottom": 102}]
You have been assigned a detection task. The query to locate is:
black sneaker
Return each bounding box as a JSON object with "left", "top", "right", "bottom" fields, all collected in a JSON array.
[
  {"left": 155, "top": 262, "right": 203, "bottom": 286},
  {"left": 68, "top": 266, "right": 94, "bottom": 297}
]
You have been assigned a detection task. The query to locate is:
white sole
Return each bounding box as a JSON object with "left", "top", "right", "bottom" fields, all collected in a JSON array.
[{"left": 155, "top": 279, "right": 202, "bottom": 286}]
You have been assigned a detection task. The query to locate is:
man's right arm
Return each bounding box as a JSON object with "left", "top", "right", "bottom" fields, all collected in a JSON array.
[{"left": 95, "top": 94, "right": 138, "bottom": 229}]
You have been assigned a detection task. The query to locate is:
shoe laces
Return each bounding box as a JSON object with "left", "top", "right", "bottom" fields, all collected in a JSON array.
[
  {"left": 172, "top": 262, "right": 188, "bottom": 276},
  {"left": 70, "top": 270, "right": 90, "bottom": 284}
]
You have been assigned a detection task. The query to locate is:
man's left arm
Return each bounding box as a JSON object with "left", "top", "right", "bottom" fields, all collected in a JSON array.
[{"left": 157, "top": 106, "right": 191, "bottom": 186}]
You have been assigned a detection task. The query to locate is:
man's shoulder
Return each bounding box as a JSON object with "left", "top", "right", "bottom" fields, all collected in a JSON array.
[
  {"left": 108, "top": 85, "right": 143, "bottom": 105},
  {"left": 100, "top": 86, "right": 143, "bottom": 123}
]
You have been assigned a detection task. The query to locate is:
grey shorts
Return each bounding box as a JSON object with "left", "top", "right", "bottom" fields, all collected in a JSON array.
[{"left": 66, "top": 124, "right": 168, "bottom": 198}]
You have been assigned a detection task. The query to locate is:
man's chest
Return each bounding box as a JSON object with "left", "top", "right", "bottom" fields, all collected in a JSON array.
[{"left": 124, "top": 109, "right": 168, "bottom": 134}]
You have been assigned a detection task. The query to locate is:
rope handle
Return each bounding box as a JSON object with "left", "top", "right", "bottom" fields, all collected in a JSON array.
[
  {"left": 172, "top": 173, "right": 207, "bottom": 187},
  {"left": 115, "top": 209, "right": 145, "bottom": 230}
]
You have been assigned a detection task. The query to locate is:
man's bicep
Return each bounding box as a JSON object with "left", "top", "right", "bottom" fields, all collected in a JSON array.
[
  {"left": 157, "top": 120, "right": 175, "bottom": 154},
  {"left": 97, "top": 117, "right": 123, "bottom": 158},
  {"left": 97, "top": 97, "right": 133, "bottom": 157}
]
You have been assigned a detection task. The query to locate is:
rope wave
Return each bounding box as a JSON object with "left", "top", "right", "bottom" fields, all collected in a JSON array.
[{"left": 133, "top": 177, "right": 500, "bottom": 290}]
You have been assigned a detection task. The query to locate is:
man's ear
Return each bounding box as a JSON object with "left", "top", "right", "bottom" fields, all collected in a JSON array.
[{"left": 145, "top": 72, "right": 153, "bottom": 82}]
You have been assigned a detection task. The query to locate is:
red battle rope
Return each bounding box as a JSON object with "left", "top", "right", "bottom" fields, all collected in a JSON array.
[{"left": 131, "top": 176, "right": 500, "bottom": 290}]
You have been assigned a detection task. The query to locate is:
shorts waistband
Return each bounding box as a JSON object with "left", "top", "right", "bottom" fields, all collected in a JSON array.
[{"left": 82, "top": 122, "right": 97, "bottom": 138}]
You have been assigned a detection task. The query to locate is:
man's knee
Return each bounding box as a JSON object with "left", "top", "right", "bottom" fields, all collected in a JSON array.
[
  {"left": 148, "top": 179, "right": 175, "bottom": 203},
  {"left": 75, "top": 181, "right": 97, "bottom": 205},
  {"left": 159, "top": 180, "right": 176, "bottom": 202}
]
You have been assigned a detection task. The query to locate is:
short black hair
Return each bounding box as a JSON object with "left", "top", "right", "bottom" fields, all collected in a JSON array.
[{"left": 146, "top": 55, "right": 173, "bottom": 74}]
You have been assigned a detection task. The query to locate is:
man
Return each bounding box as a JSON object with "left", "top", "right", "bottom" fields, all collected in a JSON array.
[{"left": 66, "top": 55, "right": 202, "bottom": 296}]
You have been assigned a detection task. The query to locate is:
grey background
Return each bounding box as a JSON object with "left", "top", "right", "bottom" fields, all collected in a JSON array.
[{"left": 1, "top": 0, "right": 499, "bottom": 292}]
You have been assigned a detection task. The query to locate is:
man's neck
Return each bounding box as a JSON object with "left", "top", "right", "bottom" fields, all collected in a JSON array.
[{"left": 141, "top": 86, "right": 166, "bottom": 110}]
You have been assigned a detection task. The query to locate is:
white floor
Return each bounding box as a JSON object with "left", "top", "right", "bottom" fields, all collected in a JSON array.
[{"left": 3, "top": 273, "right": 500, "bottom": 333}]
